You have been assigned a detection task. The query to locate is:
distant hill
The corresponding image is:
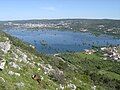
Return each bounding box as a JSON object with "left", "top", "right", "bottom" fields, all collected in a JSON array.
[{"left": 1, "top": 19, "right": 120, "bottom": 37}]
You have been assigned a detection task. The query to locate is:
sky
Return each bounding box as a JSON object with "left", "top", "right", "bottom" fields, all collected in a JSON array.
[{"left": 0, "top": 0, "right": 120, "bottom": 20}]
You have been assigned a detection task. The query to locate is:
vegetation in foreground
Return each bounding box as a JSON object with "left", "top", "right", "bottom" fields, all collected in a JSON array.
[{"left": 0, "top": 31, "right": 120, "bottom": 90}]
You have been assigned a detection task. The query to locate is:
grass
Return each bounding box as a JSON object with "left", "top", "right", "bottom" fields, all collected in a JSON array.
[
  {"left": 98, "top": 70, "right": 120, "bottom": 80},
  {"left": 0, "top": 31, "right": 120, "bottom": 90}
]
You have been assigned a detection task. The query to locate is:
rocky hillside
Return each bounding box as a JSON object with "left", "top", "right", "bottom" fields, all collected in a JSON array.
[
  {"left": 0, "top": 31, "right": 120, "bottom": 90},
  {"left": 0, "top": 32, "right": 62, "bottom": 90}
]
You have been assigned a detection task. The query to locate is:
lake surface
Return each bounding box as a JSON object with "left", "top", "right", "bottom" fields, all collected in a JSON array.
[{"left": 4, "top": 29, "right": 120, "bottom": 54}]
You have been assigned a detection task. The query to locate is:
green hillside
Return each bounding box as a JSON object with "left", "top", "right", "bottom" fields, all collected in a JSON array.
[{"left": 0, "top": 31, "right": 120, "bottom": 90}]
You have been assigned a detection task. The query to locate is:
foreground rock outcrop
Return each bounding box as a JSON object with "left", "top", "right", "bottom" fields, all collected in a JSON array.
[
  {"left": 0, "top": 58, "right": 6, "bottom": 70},
  {"left": 0, "top": 41, "right": 11, "bottom": 53}
]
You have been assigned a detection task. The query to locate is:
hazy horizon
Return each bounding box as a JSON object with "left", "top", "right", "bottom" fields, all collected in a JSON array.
[{"left": 1, "top": 18, "right": 120, "bottom": 21}]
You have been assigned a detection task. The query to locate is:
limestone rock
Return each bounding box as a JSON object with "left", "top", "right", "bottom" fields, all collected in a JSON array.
[
  {"left": 67, "top": 83, "right": 76, "bottom": 90},
  {"left": 8, "top": 71, "right": 20, "bottom": 76},
  {"left": 0, "top": 77, "right": 5, "bottom": 82},
  {"left": 0, "top": 59, "right": 6, "bottom": 70},
  {"left": 0, "top": 41, "right": 11, "bottom": 53},
  {"left": 9, "top": 62, "right": 21, "bottom": 70},
  {"left": 16, "top": 82, "right": 25, "bottom": 88}
]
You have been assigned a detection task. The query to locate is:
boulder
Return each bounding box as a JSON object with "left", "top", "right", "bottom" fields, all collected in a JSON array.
[
  {"left": 9, "top": 62, "right": 21, "bottom": 70},
  {"left": 67, "top": 83, "right": 76, "bottom": 90},
  {"left": 0, "top": 41, "right": 11, "bottom": 53},
  {"left": 16, "top": 82, "right": 25, "bottom": 88},
  {"left": 0, "top": 77, "right": 5, "bottom": 82},
  {"left": 8, "top": 71, "right": 20, "bottom": 76},
  {"left": 0, "top": 58, "right": 6, "bottom": 71}
]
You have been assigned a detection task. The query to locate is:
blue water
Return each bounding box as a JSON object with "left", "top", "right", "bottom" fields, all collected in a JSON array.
[{"left": 4, "top": 29, "right": 120, "bottom": 54}]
